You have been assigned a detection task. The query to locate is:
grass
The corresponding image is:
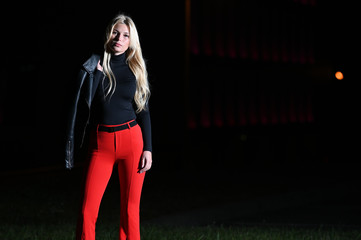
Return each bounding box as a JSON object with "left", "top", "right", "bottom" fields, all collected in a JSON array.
[
  {"left": 1, "top": 223, "right": 361, "bottom": 240},
  {"left": 1, "top": 167, "right": 361, "bottom": 240},
  {"left": 141, "top": 225, "right": 361, "bottom": 240}
]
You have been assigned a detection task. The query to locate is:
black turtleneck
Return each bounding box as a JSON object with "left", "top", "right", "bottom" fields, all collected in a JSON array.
[{"left": 91, "top": 53, "right": 152, "bottom": 152}]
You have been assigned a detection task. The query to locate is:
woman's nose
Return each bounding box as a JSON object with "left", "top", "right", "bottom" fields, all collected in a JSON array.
[
  {"left": 114, "top": 33, "right": 121, "bottom": 41},
  {"left": 117, "top": 34, "right": 125, "bottom": 42}
]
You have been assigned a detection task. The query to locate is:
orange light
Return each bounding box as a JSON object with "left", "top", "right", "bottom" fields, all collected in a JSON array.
[{"left": 335, "top": 71, "right": 344, "bottom": 80}]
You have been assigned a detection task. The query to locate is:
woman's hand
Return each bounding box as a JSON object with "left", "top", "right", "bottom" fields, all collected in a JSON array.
[
  {"left": 97, "top": 60, "right": 103, "bottom": 71},
  {"left": 139, "top": 151, "right": 152, "bottom": 173}
]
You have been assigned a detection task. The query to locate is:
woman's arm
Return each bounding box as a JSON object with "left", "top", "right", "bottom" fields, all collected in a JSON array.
[{"left": 136, "top": 103, "right": 152, "bottom": 173}]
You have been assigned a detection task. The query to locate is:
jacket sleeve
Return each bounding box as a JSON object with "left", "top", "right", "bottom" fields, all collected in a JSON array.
[{"left": 65, "top": 69, "right": 87, "bottom": 169}]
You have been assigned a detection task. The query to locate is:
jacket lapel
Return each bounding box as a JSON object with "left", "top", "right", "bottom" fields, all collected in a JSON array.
[
  {"left": 82, "top": 54, "right": 101, "bottom": 107},
  {"left": 83, "top": 54, "right": 100, "bottom": 73}
]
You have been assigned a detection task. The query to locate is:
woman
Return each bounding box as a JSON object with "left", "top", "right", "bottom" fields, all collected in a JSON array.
[{"left": 65, "top": 13, "right": 152, "bottom": 240}]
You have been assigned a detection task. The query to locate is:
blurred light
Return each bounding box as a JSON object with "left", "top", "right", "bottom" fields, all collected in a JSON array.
[{"left": 335, "top": 71, "right": 344, "bottom": 80}]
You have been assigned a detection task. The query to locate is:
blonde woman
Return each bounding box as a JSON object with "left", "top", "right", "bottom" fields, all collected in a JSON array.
[{"left": 65, "top": 13, "right": 152, "bottom": 240}]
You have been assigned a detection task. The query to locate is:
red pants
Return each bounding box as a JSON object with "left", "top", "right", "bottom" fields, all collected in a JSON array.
[{"left": 77, "top": 120, "right": 145, "bottom": 240}]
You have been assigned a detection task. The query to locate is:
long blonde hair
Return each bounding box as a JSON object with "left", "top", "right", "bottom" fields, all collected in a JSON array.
[{"left": 102, "top": 13, "right": 150, "bottom": 113}]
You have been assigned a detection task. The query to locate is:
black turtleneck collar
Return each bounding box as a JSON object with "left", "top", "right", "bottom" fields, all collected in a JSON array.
[{"left": 111, "top": 52, "right": 126, "bottom": 63}]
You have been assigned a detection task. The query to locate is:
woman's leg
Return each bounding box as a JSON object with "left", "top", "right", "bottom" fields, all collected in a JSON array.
[
  {"left": 78, "top": 130, "right": 116, "bottom": 240},
  {"left": 117, "top": 124, "right": 145, "bottom": 240}
]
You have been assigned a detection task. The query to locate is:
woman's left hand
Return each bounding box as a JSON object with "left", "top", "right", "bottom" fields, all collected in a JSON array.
[{"left": 139, "top": 151, "right": 152, "bottom": 173}]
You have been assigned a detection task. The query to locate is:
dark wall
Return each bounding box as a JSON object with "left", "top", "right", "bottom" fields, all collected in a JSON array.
[{"left": 1, "top": 1, "right": 355, "bottom": 178}]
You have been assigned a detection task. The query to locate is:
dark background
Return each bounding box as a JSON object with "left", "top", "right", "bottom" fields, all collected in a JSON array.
[{"left": 1, "top": 0, "right": 357, "bottom": 187}]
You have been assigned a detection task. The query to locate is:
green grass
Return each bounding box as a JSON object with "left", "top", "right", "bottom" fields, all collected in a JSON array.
[
  {"left": 1, "top": 223, "right": 361, "bottom": 240},
  {"left": 1, "top": 169, "right": 361, "bottom": 240},
  {"left": 141, "top": 225, "right": 361, "bottom": 240}
]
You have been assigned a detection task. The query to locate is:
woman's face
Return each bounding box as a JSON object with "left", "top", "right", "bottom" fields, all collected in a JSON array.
[{"left": 108, "top": 23, "right": 130, "bottom": 55}]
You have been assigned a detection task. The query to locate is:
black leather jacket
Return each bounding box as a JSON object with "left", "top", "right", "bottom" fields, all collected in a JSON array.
[{"left": 65, "top": 54, "right": 100, "bottom": 169}]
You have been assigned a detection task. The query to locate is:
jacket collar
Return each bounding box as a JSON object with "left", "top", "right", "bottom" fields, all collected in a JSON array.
[{"left": 83, "top": 54, "right": 101, "bottom": 73}]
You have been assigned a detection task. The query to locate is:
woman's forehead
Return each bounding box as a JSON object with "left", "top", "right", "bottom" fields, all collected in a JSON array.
[{"left": 114, "top": 23, "right": 129, "bottom": 32}]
